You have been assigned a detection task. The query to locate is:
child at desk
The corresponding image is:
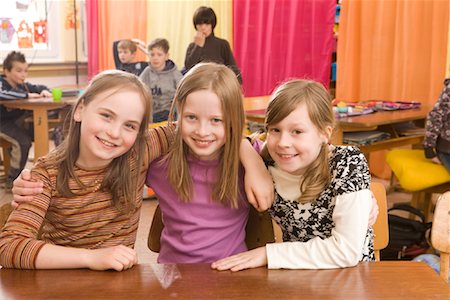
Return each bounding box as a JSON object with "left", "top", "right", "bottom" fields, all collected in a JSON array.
[
  {"left": 10, "top": 63, "right": 274, "bottom": 266},
  {"left": 212, "top": 79, "right": 375, "bottom": 271},
  {"left": 138, "top": 38, "right": 182, "bottom": 122},
  {"left": 113, "top": 39, "right": 149, "bottom": 76},
  {"left": 0, "top": 51, "right": 51, "bottom": 189}
]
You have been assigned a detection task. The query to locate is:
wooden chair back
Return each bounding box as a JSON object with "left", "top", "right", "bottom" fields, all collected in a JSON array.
[
  {"left": 0, "top": 137, "right": 12, "bottom": 177},
  {"left": 431, "top": 191, "right": 449, "bottom": 283},
  {"left": 0, "top": 203, "right": 14, "bottom": 229},
  {"left": 371, "top": 182, "right": 389, "bottom": 261}
]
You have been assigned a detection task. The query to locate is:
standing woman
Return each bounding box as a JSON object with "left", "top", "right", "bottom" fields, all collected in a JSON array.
[{"left": 184, "top": 6, "right": 242, "bottom": 84}]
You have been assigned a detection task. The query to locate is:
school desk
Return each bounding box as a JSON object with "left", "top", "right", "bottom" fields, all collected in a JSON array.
[
  {"left": 0, "top": 262, "right": 447, "bottom": 299},
  {"left": 0, "top": 97, "right": 76, "bottom": 160},
  {"left": 245, "top": 104, "right": 432, "bottom": 155}
]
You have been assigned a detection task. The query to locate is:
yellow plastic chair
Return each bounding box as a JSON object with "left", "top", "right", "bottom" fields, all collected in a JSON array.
[
  {"left": 431, "top": 191, "right": 450, "bottom": 283},
  {"left": 386, "top": 149, "right": 450, "bottom": 220}
]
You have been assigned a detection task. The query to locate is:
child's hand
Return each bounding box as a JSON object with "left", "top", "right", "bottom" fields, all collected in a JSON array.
[
  {"left": 132, "top": 38, "right": 148, "bottom": 55},
  {"left": 430, "top": 156, "right": 442, "bottom": 165},
  {"left": 85, "top": 245, "right": 138, "bottom": 271},
  {"left": 11, "top": 169, "right": 44, "bottom": 208},
  {"left": 40, "top": 90, "right": 52, "bottom": 98},
  {"left": 211, "top": 246, "right": 268, "bottom": 272},
  {"left": 27, "top": 92, "right": 42, "bottom": 99},
  {"left": 194, "top": 31, "right": 206, "bottom": 47}
]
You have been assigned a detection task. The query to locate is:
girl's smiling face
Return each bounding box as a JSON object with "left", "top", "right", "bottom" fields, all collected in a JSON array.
[
  {"left": 180, "top": 89, "right": 226, "bottom": 161},
  {"left": 266, "top": 102, "right": 331, "bottom": 175},
  {"left": 74, "top": 89, "right": 144, "bottom": 168}
]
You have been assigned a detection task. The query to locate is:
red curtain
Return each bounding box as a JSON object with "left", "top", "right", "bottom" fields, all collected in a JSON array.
[
  {"left": 86, "top": 0, "right": 99, "bottom": 80},
  {"left": 233, "top": 0, "right": 335, "bottom": 96}
]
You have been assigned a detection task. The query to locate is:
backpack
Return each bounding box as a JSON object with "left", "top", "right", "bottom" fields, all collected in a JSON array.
[{"left": 380, "top": 204, "right": 432, "bottom": 260}]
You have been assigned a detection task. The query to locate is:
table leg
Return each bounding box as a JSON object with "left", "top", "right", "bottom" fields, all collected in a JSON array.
[{"left": 32, "top": 108, "right": 50, "bottom": 161}]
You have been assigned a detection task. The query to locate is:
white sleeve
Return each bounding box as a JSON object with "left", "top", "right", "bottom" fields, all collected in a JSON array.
[{"left": 266, "top": 189, "right": 372, "bottom": 269}]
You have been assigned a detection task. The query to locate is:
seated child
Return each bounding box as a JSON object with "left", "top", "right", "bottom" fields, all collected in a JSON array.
[
  {"left": 0, "top": 51, "right": 51, "bottom": 189},
  {"left": 113, "top": 39, "right": 149, "bottom": 76},
  {"left": 212, "top": 79, "right": 374, "bottom": 271},
  {"left": 139, "top": 38, "right": 183, "bottom": 123}
]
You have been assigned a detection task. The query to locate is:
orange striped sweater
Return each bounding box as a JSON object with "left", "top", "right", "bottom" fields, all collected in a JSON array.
[{"left": 0, "top": 124, "right": 174, "bottom": 269}]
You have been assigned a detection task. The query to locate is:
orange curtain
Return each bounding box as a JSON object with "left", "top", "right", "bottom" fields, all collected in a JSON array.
[
  {"left": 97, "top": 1, "right": 148, "bottom": 72},
  {"left": 336, "top": 0, "right": 449, "bottom": 105}
]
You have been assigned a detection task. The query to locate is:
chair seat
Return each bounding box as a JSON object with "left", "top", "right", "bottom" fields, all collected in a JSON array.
[{"left": 386, "top": 149, "right": 450, "bottom": 191}]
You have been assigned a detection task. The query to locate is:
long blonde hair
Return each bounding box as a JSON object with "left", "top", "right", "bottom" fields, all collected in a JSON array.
[
  {"left": 167, "top": 63, "right": 244, "bottom": 208},
  {"left": 263, "top": 79, "right": 335, "bottom": 203},
  {"left": 53, "top": 70, "right": 152, "bottom": 211}
]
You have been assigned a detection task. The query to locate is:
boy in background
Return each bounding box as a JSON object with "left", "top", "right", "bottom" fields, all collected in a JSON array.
[
  {"left": 0, "top": 51, "right": 51, "bottom": 189},
  {"left": 113, "top": 39, "right": 148, "bottom": 76},
  {"left": 139, "top": 38, "right": 182, "bottom": 122}
]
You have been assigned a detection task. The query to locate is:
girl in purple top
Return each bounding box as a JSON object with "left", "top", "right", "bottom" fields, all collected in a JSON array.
[
  {"left": 11, "top": 63, "right": 274, "bottom": 265},
  {"left": 147, "top": 63, "right": 250, "bottom": 263}
]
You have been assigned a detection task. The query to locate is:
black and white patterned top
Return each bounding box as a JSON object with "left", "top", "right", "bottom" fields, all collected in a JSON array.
[
  {"left": 423, "top": 78, "right": 450, "bottom": 158},
  {"left": 266, "top": 145, "right": 375, "bottom": 269}
]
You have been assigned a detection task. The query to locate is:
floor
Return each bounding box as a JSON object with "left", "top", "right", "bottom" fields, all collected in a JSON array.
[{"left": 0, "top": 144, "right": 435, "bottom": 264}]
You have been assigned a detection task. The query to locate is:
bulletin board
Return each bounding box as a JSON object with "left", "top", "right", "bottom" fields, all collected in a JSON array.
[{"left": 0, "top": 0, "right": 87, "bottom": 63}]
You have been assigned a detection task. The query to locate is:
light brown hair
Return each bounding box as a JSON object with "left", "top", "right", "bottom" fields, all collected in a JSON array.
[
  {"left": 148, "top": 38, "right": 169, "bottom": 53},
  {"left": 263, "top": 79, "right": 335, "bottom": 203},
  {"left": 167, "top": 62, "right": 244, "bottom": 208},
  {"left": 118, "top": 39, "right": 137, "bottom": 53},
  {"left": 53, "top": 70, "right": 152, "bottom": 211}
]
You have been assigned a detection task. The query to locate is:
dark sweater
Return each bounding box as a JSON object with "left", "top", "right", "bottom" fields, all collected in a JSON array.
[{"left": 184, "top": 33, "right": 242, "bottom": 84}]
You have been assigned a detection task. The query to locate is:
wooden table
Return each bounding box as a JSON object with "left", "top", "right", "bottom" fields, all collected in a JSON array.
[
  {"left": 0, "top": 262, "right": 447, "bottom": 299},
  {"left": 0, "top": 97, "right": 76, "bottom": 160},
  {"left": 246, "top": 105, "right": 432, "bottom": 155}
]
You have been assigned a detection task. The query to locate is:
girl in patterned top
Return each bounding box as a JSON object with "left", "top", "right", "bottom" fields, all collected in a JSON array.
[{"left": 212, "top": 79, "right": 375, "bottom": 271}]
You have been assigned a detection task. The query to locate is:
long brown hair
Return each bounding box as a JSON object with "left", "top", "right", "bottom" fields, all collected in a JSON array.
[
  {"left": 53, "top": 70, "right": 152, "bottom": 211},
  {"left": 167, "top": 63, "right": 244, "bottom": 208},
  {"left": 262, "top": 79, "right": 335, "bottom": 203}
]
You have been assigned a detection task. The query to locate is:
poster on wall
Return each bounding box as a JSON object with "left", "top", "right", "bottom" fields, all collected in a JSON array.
[
  {"left": 0, "top": 18, "right": 15, "bottom": 44},
  {"left": 0, "top": 0, "right": 49, "bottom": 50},
  {"left": 17, "top": 20, "right": 33, "bottom": 48},
  {"left": 34, "top": 20, "right": 47, "bottom": 43},
  {"left": 65, "top": 0, "right": 80, "bottom": 30}
]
